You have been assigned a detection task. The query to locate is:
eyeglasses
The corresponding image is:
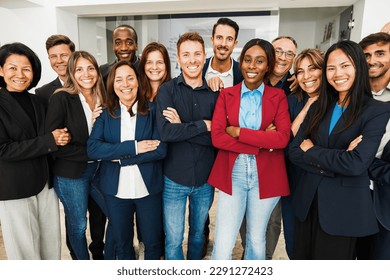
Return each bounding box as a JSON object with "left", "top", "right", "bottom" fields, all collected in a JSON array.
[{"left": 275, "top": 48, "right": 296, "bottom": 60}]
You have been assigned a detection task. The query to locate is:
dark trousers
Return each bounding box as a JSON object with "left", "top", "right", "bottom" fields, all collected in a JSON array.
[
  {"left": 293, "top": 196, "right": 357, "bottom": 260},
  {"left": 104, "top": 192, "right": 163, "bottom": 260},
  {"left": 356, "top": 223, "right": 390, "bottom": 260}
]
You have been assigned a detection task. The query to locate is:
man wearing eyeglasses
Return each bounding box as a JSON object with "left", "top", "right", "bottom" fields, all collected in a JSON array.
[{"left": 266, "top": 36, "right": 297, "bottom": 260}]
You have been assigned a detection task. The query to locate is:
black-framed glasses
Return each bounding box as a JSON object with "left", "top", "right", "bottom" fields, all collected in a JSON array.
[{"left": 275, "top": 48, "right": 295, "bottom": 60}]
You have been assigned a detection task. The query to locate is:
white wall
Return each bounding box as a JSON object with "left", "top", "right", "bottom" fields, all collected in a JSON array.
[
  {"left": 279, "top": 7, "right": 347, "bottom": 52},
  {"left": 0, "top": 6, "right": 59, "bottom": 87}
]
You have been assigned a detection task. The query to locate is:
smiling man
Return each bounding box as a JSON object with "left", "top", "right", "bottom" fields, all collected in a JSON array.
[
  {"left": 156, "top": 32, "right": 218, "bottom": 260},
  {"left": 35, "top": 35, "right": 75, "bottom": 108},
  {"left": 356, "top": 31, "right": 390, "bottom": 260},
  {"left": 203, "top": 17, "right": 243, "bottom": 91},
  {"left": 100, "top": 24, "right": 139, "bottom": 86}
]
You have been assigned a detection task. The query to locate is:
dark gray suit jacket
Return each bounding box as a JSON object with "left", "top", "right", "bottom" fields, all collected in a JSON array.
[{"left": 35, "top": 77, "right": 62, "bottom": 109}]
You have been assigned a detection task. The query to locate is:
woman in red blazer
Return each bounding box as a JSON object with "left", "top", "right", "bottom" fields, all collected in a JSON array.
[{"left": 208, "top": 38, "right": 291, "bottom": 260}]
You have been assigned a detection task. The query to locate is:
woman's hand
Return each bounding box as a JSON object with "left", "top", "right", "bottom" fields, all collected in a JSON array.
[
  {"left": 266, "top": 123, "right": 276, "bottom": 131},
  {"left": 137, "top": 140, "right": 160, "bottom": 154},
  {"left": 300, "top": 138, "right": 314, "bottom": 152},
  {"left": 226, "top": 126, "right": 240, "bottom": 138},
  {"left": 92, "top": 104, "right": 103, "bottom": 124},
  {"left": 163, "top": 107, "right": 181, "bottom": 123},
  {"left": 347, "top": 135, "right": 363, "bottom": 151},
  {"left": 52, "top": 128, "right": 71, "bottom": 146}
]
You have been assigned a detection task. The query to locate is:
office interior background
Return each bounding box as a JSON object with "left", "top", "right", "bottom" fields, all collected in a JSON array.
[{"left": 0, "top": 0, "right": 388, "bottom": 87}]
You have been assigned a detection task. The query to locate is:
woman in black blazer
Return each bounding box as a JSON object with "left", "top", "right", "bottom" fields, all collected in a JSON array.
[
  {"left": 288, "top": 40, "right": 390, "bottom": 259},
  {"left": 45, "top": 51, "right": 105, "bottom": 260},
  {"left": 0, "top": 43, "right": 70, "bottom": 259}
]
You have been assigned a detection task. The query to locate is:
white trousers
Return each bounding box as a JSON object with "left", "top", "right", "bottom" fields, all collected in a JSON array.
[{"left": 0, "top": 184, "right": 61, "bottom": 260}]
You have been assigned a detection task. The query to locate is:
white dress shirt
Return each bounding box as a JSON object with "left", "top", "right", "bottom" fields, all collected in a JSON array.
[{"left": 117, "top": 101, "right": 149, "bottom": 199}]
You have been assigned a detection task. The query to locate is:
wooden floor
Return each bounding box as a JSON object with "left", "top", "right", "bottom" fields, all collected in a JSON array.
[{"left": 0, "top": 190, "right": 288, "bottom": 260}]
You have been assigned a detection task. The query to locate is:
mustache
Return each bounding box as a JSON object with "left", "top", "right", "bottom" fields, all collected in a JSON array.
[{"left": 217, "top": 46, "right": 229, "bottom": 51}]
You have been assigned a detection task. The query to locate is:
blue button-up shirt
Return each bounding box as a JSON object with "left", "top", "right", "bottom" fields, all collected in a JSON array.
[{"left": 239, "top": 82, "right": 264, "bottom": 130}]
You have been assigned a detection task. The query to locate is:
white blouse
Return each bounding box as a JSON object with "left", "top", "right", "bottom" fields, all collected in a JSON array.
[{"left": 117, "top": 101, "right": 149, "bottom": 199}]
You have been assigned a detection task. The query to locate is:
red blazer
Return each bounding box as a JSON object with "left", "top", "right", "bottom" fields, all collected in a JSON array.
[{"left": 208, "top": 83, "right": 291, "bottom": 199}]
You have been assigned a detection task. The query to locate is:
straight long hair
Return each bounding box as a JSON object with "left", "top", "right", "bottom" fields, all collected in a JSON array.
[
  {"left": 56, "top": 51, "right": 105, "bottom": 103},
  {"left": 138, "top": 42, "right": 171, "bottom": 106},
  {"left": 304, "top": 40, "right": 372, "bottom": 138}
]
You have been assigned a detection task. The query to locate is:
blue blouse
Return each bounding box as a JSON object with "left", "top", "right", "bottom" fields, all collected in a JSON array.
[{"left": 239, "top": 82, "right": 264, "bottom": 130}]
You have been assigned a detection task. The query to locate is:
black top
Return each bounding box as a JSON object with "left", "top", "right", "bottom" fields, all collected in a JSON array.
[
  {"left": 9, "top": 90, "right": 37, "bottom": 130},
  {"left": 268, "top": 72, "right": 292, "bottom": 96},
  {"left": 156, "top": 74, "right": 218, "bottom": 186}
]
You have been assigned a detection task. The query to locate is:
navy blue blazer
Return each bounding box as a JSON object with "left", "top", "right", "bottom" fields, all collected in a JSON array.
[
  {"left": 202, "top": 57, "right": 243, "bottom": 86},
  {"left": 87, "top": 103, "right": 166, "bottom": 196},
  {"left": 369, "top": 137, "right": 390, "bottom": 230},
  {"left": 289, "top": 98, "right": 390, "bottom": 237}
]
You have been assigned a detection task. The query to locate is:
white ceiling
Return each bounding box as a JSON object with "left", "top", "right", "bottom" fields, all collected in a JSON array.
[{"left": 0, "top": 0, "right": 357, "bottom": 16}]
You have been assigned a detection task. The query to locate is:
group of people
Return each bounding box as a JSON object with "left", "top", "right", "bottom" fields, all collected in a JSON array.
[{"left": 0, "top": 17, "right": 389, "bottom": 260}]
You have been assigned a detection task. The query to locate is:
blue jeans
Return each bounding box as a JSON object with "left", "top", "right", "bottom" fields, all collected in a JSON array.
[
  {"left": 54, "top": 162, "right": 98, "bottom": 260},
  {"left": 212, "top": 154, "right": 280, "bottom": 260},
  {"left": 163, "top": 176, "right": 214, "bottom": 260}
]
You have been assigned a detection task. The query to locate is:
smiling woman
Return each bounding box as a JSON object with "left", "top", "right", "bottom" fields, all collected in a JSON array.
[
  {"left": 0, "top": 42, "right": 71, "bottom": 260},
  {"left": 44, "top": 50, "right": 106, "bottom": 260},
  {"left": 208, "top": 38, "right": 291, "bottom": 260}
]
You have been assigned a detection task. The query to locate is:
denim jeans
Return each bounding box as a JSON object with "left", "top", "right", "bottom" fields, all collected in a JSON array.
[
  {"left": 54, "top": 162, "right": 98, "bottom": 260},
  {"left": 212, "top": 154, "right": 280, "bottom": 260},
  {"left": 163, "top": 176, "right": 214, "bottom": 260}
]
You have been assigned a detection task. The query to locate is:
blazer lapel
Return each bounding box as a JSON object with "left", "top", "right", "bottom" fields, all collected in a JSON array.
[
  {"left": 69, "top": 94, "right": 89, "bottom": 140},
  {"left": 135, "top": 114, "right": 147, "bottom": 140},
  {"left": 328, "top": 104, "right": 349, "bottom": 147},
  {"left": 261, "top": 86, "right": 279, "bottom": 130},
  {"left": 0, "top": 88, "right": 36, "bottom": 137},
  {"left": 110, "top": 107, "right": 122, "bottom": 143},
  {"left": 225, "top": 83, "right": 241, "bottom": 127}
]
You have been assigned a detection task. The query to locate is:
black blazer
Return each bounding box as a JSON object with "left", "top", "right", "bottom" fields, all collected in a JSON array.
[
  {"left": 45, "top": 91, "right": 90, "bottom": 178},
  {"left": 289, "top": 98, "right": 390, "bottom": 237},
  {"left": 35, "top": 77, "right": 62, "bottom": 109},
  {"left": 0, "top": 88, "right": 57, "bottom": 200},
  {"left": 369, "top": 136, "right": 390, "bottom": 230}
]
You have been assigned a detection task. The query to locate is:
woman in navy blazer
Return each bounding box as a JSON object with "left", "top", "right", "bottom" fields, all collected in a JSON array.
[
  {"left": 289, "top": 40, "right": 390, "bottom": 259},
  {"left": 87, "top": 60, "right": 166, "bottom": 260},
  {"left": 45, "top": 51, "right": 105, "bottom": 260}
]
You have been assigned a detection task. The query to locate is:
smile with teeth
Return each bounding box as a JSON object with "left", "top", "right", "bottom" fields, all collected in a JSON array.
[
  {"left": 188, "top": 66, "right": 198, "bottom": 70},
  {"left": 13, "top": 80, "right": 27, "bottom": 84},
  {"left": 246, "top": 72, "right": 257, "bottom": 78},
  {"left": 304, "top": 81, "right": 316, "bottom": 87},
  {"left": 334, "top": 79, "right": 348, "bottom": 84}
]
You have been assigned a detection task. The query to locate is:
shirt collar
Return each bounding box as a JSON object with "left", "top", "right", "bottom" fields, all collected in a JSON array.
[
  {"left": 205, "top": 56, "right": 234, "bottom": 77},
  {"left": 120, "top": 100, "right": 138, "bottom": 115},
  {"left": 241, "top": 81, "right": 264, "bottom": 96},
  {"left": 177, "top": 73, "right": 208, "bottom": 90}
]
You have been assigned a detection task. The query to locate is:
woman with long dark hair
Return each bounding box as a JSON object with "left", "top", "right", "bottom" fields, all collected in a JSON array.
[{"left": 289, "top": 40, "right": 390, "bottom": 259}]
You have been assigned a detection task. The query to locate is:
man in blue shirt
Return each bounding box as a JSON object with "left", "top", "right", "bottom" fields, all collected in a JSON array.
[{"left": 156, "top": 32, "right": 218, "bottom": 260}]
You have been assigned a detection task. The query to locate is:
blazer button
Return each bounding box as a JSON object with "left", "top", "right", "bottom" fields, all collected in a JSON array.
[
  {"left": 319, "top": 170, "right": 324, "bottom": 174},
  {"left": 269, "top": 149, "right": 273, "bottom": 152}
]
